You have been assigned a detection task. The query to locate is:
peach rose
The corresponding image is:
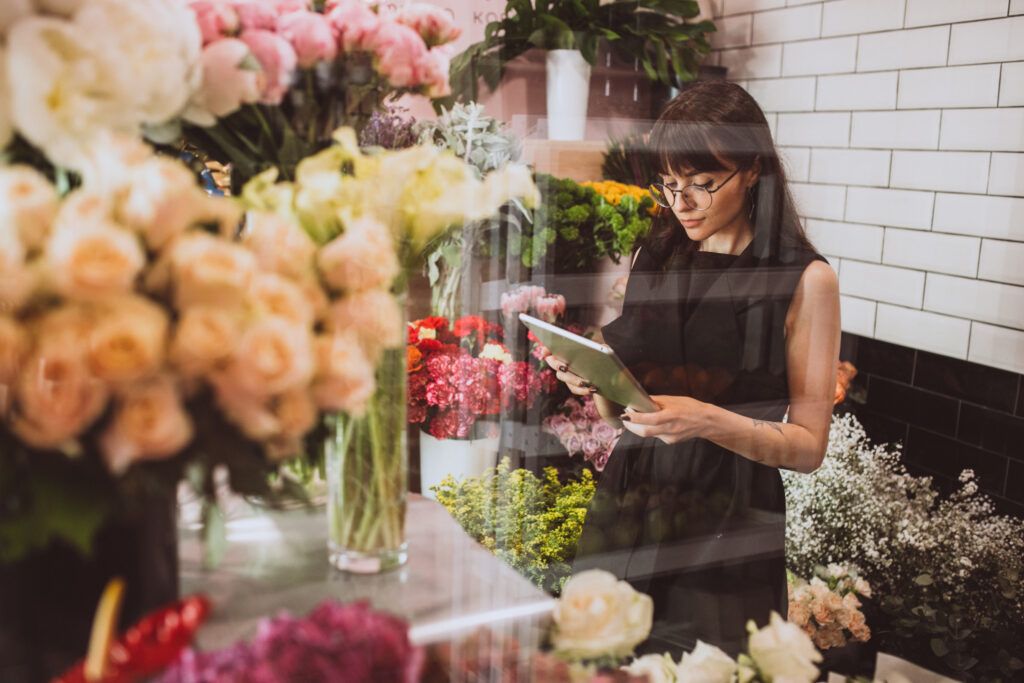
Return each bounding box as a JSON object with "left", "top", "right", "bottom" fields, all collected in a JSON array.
[
  {"left": 100, "top": 375, "right": 194, "bottom": 474},
  {"left": 325, "top": 289, "right": 403, "bottom": 363},
  {"left": 788, "top": 599, "right": 811, "bottom": 628},
  {"left": 171, "top": 306, "right": 242, "bottom": 378},
  {"left": 248, "top": 273, "right": 315, "bottom": 327},
  {"left": 171, "top": 232, "right": 257, "bottom": 309},
  {"left": 239, "top": 211, "right": 317, "bottom": 280},
  {"left": 118, "top": 156, "right": 212, "bottom": 251},
  {"left": 209, "top": 370, "right": 278, "bottom": 440},
  {"left": 46, "top": 221, "right": 145, "bottom": 301},
  {"left": 317, "top": 216, "right": 398, "bottom": 293},
  {"left": 312, "top": 332, "right": 375, "bottom": 415},
  {"left": 86, "top": 296, "right": 169, "bottom": 384},
  {"left": 11, "top": 344, "right": 108, "bottom": 449},
  {"left": 52, "top": 190, "right": 115, "bottom": 233},
  {"left": 0, "top": 224, "right": 33, "bottom": 312},
  {"left": 0, "top": 166, "right": 58, "bottom": 252},
  {"left": 223, "top": 317, "right": 314, "bottom": 397},
  {"left": 265, "top": 388, "right": 317, "bottom": 460},
  {"left": 0, "top": 316, "right": 29, "bottom": 415},
  {"left": 811, "top": 598, "right": 833, "bottom": 626}
]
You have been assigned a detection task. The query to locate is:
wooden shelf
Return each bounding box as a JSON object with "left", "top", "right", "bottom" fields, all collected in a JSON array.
[{"left": 521, "top": 139, "right": 608, "bottom": 183}]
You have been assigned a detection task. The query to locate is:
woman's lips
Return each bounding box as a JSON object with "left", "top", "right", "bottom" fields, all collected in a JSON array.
[{"left": 680, "top": 218, "right": 704, "bottom": 228}]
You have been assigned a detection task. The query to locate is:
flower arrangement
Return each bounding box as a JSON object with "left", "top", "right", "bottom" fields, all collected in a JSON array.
[
  {"left": 621, "top": 612, "right": 824, "bottom": 683},
  {"left": 500, "top": 284, "right": 567, "bottom": 324},
  {"left": 788, "top": 564, "right": 872, "bottom": 651},
  {"left": 181, "top": 0, "right": 460, "bottom": 189},
  {"left": 407, "top": 314, "right": 556, "bottom": 440},
  {"left": 542, "top": 396, "right": 622, "bottom": 472},
  {"left": 581, "top": 181, "right": 658, "bottom": 217},
  {"left": 433, "top": 458, "right": 596, "bottom": 593},
  {"left": 156, "top": 600, "right": 422, "bottom": 682},
  {"left": 783, "top": 413, "right": 1024, "bottom": 681}
]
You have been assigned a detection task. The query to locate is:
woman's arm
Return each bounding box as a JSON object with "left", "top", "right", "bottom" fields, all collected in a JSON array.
[{"left": 622, "top": 260, "right": 841, "bottom": 474}]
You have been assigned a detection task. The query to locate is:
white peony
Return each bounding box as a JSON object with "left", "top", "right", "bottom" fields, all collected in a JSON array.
[
  {"left": 551, "top": 569, "right": 654, "bottom": 661},
  {"left": 622, "top": 653, "right": 678, "bottom": 683},
  {"left": 677, "top": 641, "right": 737, "bottom": 683},
  {"left": 747, "top": 612, "right": 822, "bottom": 683}
]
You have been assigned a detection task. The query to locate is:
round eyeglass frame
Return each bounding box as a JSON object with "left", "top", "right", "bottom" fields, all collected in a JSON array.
[{"left": 649, "top": 167, "right": 741, "bottom": 211}]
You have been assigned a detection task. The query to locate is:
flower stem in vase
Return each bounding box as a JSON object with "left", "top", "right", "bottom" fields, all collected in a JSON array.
[{"left": 327, "top": 344, "right": 408, "bottom": 573}]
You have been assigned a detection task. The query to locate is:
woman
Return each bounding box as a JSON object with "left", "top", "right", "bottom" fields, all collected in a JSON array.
[{"left": 546, "top": 80, "right": 840, "bottom": 657}]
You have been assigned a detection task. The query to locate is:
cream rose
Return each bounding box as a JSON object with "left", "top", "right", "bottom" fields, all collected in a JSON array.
[
  {"left": 46, "top": 220, "right": 145, "bottom": 300},
  {"left": 248, "top": 273, "right": 315, "bottom": 327},
  {"left": 746, "top": 612, "right": 822, "bottom": 683},
  {"left": 86, "top": 296, "right": 169, "bottom": 383},
  {"left": 676, "top": 641, "right": 737, "bottom": 683},
  {"left": 11, "top": 344, "right": 109, "bottom": 449},
  {"left": 551, "top": 570, "right": 654, "bottom": 660},
  {"left": 170, "top": 306, "right": 242, "bottom": 378},
  {"left": 239, "top": 211, "right": 317, "bottom": 280},
  {"left": 312, "top": 333, "right": 375, "bottom": 416},
  {"left": 223, "top": 317, "right": 314, "bottom": 397},
  {"left": 0, "top": 166, "right": 58, "bottom": 252},
  {"left": 100, "top": 375, "right": 194, "bottom": 474},
  {"left": 317, "top": 216, "right": 399, "bottom": 293},
  {"left": 622, "top": 653, "right": 678, "bottom": 683},
  {"left": 171, "top": 232, "right": 257, "bottom": 308},
  {"left": 325, "top": 289, "right": 404, "bottom": 363}
]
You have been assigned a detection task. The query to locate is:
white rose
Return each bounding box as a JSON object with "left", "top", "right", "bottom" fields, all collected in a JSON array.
[
  {"left": 552, "top": 570, "right": 654, "bottom": 661},
  {"left": 747, "top": 612, "right": 822, "bottom": 683},
  {"left": 171, "top": 306, "right": 242, "bottom": 378},
  {"left": 86, "top": 296, "right": 169, "bottom": 384},
  {"left": 248, "top": 273, "right": 315, "bottom": 327},
  {"left": 622, "top": 654, "right": 678, "bottom": 683},
  {"left": 45, "top": 220, "right": 145, "bottom": 301},
  {"left": 100, "top": 375, "right": 194, "bottom": 474},
  {"left": 0, "top": 165, "right": 59, "bottom": 252},
  {"left": 222, "top": 317, "right": 314, "bottom": 397},
  {"left": 677, "top": 641, "right": 737, "bottom": 683},
  {"left": 239, "top": 211, "right": 317, "bottom": 280},
  {"left": 317, "top": 216, "right": 399, "bottom": 293},
  {"left": 171, "top": 232, "right": 257, "bottom": 309}
]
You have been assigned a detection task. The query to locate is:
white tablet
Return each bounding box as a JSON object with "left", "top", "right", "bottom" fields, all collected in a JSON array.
[{"left": 519, "top": 313, "right": 659, "bottom": 413}]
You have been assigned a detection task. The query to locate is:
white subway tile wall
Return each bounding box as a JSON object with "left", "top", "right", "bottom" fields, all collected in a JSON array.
[{"left": 707, "top": 0, "right": 1024, "bottom": 371}]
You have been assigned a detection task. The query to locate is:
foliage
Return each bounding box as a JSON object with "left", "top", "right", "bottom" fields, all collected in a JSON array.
[
  {"left": 433, "top": 458, "right": 596, "bottom": 593},
  {"left": 417, "top": 102, "right": 523, "bottom": 178},
  {"left": 445, "top": 0, "right": 715, "bottom": 107},
  {"left": 783, "top": 413, "right": 1024, "bottom": 682}
]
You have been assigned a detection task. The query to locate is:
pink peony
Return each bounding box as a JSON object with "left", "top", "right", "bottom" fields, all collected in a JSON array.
[
  {"left": 416, "top": 46, "right": 451, "bottom": 98},
  {"left": 190, "top": 38, "right": 263, "bottom": 123},
  {"left": 368, "top": 20, "right": 427, "bottom": 88},
  {"left": 395, "top": 3, "right": 460, "bottom": 48},
  {"left": 327, "top": 0, "right": 381, "bottom": 53},
  {"left": 233, "top": 0, "right": 276, "bottom": 30},
  {"left": 190, "top": 1, "right": 240, "bottom": 44},
  {"left": 277, "top": 10, "right": 337, "bottom": 68},
  {"left": 240, "top": 29, "right": 297, "bottom": 104}
]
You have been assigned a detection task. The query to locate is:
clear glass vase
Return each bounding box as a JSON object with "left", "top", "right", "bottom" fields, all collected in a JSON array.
[{"left": 326, "top": 342, "right": 408, "bottom": 573}]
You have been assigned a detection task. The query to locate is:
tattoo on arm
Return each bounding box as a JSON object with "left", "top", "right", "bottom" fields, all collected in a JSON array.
[{"left": 752, "top": 419, "right": 784, "bottom": 435}]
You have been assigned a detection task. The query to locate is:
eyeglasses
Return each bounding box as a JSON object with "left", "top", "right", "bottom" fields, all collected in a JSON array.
[{"left": 649, "top": 167, "right": 741, "bottom": 211}]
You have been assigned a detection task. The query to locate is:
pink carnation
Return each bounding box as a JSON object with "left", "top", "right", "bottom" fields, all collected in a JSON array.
[
  {"left": 277, "top": 10, "right": 337, "bottom": 68},
  {"left": 190, "top": 1, "right": 240, "bottom": 44},
  {"left": 327, "top": 0, "right": 381, "bottom": 53},
  {"left": 395, "top": 3, "right": 460, "bottom": 48},
  {"left": 368, "top": 20, "right": 428, "bottom": 88},
  {"left": 241, "top": 28, "right": 298, "bottom": 104}
]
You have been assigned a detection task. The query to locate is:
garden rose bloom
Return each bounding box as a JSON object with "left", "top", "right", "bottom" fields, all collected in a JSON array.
[
  {"left": 312, "top": 333, "right": 375, "bottom": 415},
  {"left": 747, "top": 612, "right": 822, "bottom": 683},
  {"left": 0, "top": 316, "right": 28, "bottom": 415},
  {"left": 788, "top": 598, "right": 812, "bottom": 628},
  {"left": 171, "top": 306, "right": 241, "bottom": 378},
  {"left": 326, "top": 289, "right": 403, "bottom": 363},
  {"left": 11, "top": 345, "right": 108, "bottom": 449},
  {"left": 87, "top": 296, "right": 169, "bottom": 384},
  {"left": 100, "top": 375, "right": 194, "bottom": 474},
  {"left": 368, "top": 21, "right": 427, "bottom": 88},
  {"left": 46, "top": 221, "right": 146, "bottom": 300},
  {"left": 552, "top": 570, "right": 653, "bottom": 660},
  {"left": 209, "top": 371, "right": 278, "bottom": 440},
  {"left": 119, "top": 157, "right": 210, "bottom": 250},
  {"left": 187, "top": 38, "right": 263, "bottom": 124},
  {"left": 327, "top": 0, "right": 380, "bottom": 52},
  {"left": 190, "top": 1, "right": 240, "bottom": 44},
  {"left": 224, "top": 317, "right": 314, "bottom": 397},
  {"left": 0, "top": 225, "right": 33, "bottom": 312},
  {"left": 395, "top": 4, "right": 460, "bottom": 48},
  {"left": 317, "top": 216, "right": 398, "bottom": 293},
  {"left": 171, "top": 233, "right": 257, "bottom": 308},
  {"left": 248, "top": 273, "right": 315, "bottom": 326},
  {"left": 240, "top": 210, "right": 317, "bottom": 279},
  {"left": 265, "top": 388, "right": 317, "bottom": 460},
  {"left": 277, "top": 10, "right": 336, "bottom": 68},
  {"left": 676, "top": 641, "right": 737, "bottom": 683},
  {"left": 0, "top": 166, "right": 58, "bottom": 252},
  {"left": 240, "top": 29, "right": 297, "bottom": 104}
]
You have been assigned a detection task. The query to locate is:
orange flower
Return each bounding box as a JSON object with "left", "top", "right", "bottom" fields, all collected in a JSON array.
[{"left": 407, "top": 345, "right": 423, "bottom": 373}]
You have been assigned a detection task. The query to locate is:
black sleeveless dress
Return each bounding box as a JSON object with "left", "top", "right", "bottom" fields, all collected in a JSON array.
[{"left": 571, "top": 235, "right": 828, "bottom": 658}]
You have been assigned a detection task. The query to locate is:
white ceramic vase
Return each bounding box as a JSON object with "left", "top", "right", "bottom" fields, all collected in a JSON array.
[
  {"left": 419, "top": 430, "right": 501, "bottom": 499},
  {"left": 546, "top": 49, "right": 592, "bottom": 141}
]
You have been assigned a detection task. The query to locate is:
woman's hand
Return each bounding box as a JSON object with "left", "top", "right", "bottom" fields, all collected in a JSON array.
[
  {"left": 619, "top": 395, "right": 710, "bottom": 444},
  {"left": 543, "top": 355, "right": 597, "bottom": 397}
]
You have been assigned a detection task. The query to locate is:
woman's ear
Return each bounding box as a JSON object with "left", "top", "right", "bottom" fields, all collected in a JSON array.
[{"left": 747, "top": 156, "right": 762, "bottom": 188}]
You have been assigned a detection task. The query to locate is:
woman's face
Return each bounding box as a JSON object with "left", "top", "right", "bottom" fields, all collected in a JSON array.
[{"left": 658, "top": 160, "right": 760, "bottom": 242}]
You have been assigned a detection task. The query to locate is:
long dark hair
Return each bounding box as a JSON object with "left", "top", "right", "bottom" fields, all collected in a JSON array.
[{"left": 642, "top": 80, "right": 816, "bottom": 266}]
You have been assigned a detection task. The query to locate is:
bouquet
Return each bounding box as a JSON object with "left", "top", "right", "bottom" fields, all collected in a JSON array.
[
  {"left": 407, "top": 314, "right": 556, "bottom": 440},
  {"left": 542, "top": 396, "right": 622, "bottom": 472},
  {"left": 788, "top": 564, "right": 872, "bottom": 651},
  {"left": 182, "top": 0, "right": 460, "bottom": 188}
]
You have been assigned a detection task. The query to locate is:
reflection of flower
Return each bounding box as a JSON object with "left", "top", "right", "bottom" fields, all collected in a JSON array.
[
  {"left": 746, "top": 611, "right": 822, "bottom": 683},
  {"left": 622, "top": 653, "right": 677, "bottom": 683},
  {"left": 552, "top": 569, "right": 653, "bottom": 661},
  {"left": 543, "top": 396, "right": 622, "bottom": 471},
  {"left": 676, "top": 641, "right": 735, "bottom": 683}
]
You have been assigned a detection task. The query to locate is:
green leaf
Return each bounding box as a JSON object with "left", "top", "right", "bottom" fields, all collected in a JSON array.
[{"left": 202, "top": 501, "right": 227, "bottom": 568}]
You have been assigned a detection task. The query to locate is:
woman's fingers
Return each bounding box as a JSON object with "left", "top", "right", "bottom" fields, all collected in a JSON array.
[
  {"left": 555, "top": 370, "right": 595, "bottom": 396},
  {"left": 544, "top": 354, "right": 569, "bottom": 372}
]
